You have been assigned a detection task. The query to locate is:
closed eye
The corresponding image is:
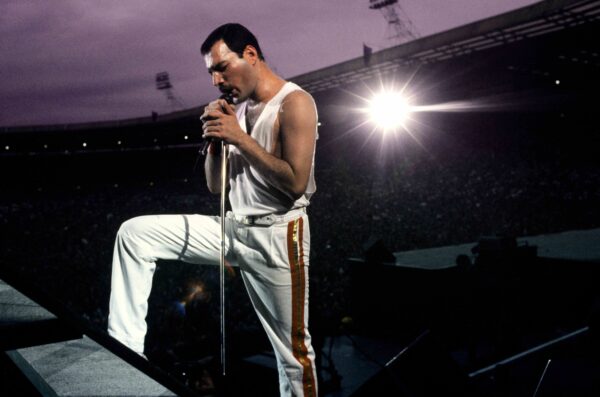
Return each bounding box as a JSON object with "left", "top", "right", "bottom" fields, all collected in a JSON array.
[{"left": 208, "top": 62, "right": 228, "bottom": 75}]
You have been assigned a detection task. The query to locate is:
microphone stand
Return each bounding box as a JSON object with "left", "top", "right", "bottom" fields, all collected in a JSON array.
[
  {"left": 195, "top": 93, "right": 234, "bottom": 376},
  {"left": 219, "top": 140, "right": 228, "bottom": 376}
]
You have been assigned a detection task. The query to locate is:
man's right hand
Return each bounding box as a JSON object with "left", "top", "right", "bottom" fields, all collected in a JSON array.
[{"left": 201, "top": 99, "right": 245, "bottom": 147}]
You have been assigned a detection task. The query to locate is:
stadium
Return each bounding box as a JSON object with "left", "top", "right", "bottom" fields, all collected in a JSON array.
[{"left": 1, "top": 0, "right": 600, "bottom": 395}]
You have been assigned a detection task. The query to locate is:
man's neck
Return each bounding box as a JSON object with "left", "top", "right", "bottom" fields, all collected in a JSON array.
[{"left": 249, "top": 64, "right": 286, "bottom": 105}]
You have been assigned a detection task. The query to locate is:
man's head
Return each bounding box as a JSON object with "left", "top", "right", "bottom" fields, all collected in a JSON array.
[
  {"left": 201, "top": 23, "right": 264, "bottom": 61},
  {"left": 201, "top": 23, "right": 264, "bottom": 102}
]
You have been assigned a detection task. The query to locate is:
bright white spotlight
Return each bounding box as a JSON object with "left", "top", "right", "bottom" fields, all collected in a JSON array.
[{"left": 368, "top": 90, "right": 411, "bottom": 132}]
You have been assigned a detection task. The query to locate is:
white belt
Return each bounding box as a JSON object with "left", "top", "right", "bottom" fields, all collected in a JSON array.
[{"left": 227, "top": 208, "right": 306, "bottom": 226}]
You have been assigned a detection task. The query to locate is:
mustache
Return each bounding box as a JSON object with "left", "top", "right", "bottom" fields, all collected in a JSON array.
[{"left": 219, "top": 86, "right": 233, "bottom": 95}]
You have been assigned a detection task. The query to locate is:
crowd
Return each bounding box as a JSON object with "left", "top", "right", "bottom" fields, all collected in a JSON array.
[{"left": 1, "top": 116, "right": 599, "bottom": 384}]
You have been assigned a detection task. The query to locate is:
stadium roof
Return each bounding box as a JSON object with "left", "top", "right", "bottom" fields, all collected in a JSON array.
[
  {"left": 2, "top": 0, "right": 598, "bottom": 133},
  {"left": 292, "top": 0, "right": 600, "bottom": 92}
]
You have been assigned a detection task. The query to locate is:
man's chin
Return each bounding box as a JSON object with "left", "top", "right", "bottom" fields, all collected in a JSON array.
[{"left": 232, "top": 93, "right": 245, "bottom": 104}]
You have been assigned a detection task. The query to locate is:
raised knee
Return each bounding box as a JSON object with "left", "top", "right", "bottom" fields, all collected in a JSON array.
[
  {"left": 115, "top": 216, "right": 157, "bottom": 263},
  {"left": 118, "top": 216, "right": 152, "bottom": 241}
]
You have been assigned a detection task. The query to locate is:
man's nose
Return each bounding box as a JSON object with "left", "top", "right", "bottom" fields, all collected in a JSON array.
[{"left": 212, "top": 72, "right": 224, "bottom": 87}]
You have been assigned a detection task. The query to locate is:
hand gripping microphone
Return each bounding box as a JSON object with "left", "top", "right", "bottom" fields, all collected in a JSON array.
[{"left": 200, "top": 92, "right": 235, "bottom": 155}]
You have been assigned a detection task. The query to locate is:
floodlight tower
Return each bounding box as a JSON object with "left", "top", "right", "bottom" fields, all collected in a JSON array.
[
  {"left": 155, "top": 71, "right": 186, "bottom": 112},
  {"left": 369, "top": 0, "right": 418, "bottom": 44}
]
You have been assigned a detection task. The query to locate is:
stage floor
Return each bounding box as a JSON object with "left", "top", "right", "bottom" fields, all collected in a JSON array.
[{"left": 1, "top": 277, "right": 175, "bottom": 396}]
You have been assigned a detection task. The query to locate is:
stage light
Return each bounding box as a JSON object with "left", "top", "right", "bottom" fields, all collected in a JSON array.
[
  {"left": 344, "top": 73, "right": 498, "bottom": 159},
  {"left": 368, "top": 90, "right": 412, "bottom": 132}
]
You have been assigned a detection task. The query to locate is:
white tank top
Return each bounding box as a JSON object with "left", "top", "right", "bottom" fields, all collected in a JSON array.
[{"left": 228, "top": 82, "right": 317, "bottom": 216}]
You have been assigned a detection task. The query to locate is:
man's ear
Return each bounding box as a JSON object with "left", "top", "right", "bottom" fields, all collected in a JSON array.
[{"left": 243, "top": 45, "right": 259, "bottom": 65}]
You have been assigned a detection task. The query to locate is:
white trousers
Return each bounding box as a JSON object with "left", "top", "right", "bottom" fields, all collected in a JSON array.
[{"left": 108, "top": 211, "right": 317, "bottom": 397}]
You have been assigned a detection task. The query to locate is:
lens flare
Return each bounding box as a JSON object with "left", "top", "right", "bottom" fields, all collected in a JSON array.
[
  {"left": 334, "top": 71, "right": 496, "bottom": 158},
  {"left": 368, "top": 91, "right": 412, "bottom": 132}
]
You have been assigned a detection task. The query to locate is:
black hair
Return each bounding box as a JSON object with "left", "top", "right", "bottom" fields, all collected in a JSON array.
[{"left": 200, "top": 23, "right": 264, "bottom": 60}]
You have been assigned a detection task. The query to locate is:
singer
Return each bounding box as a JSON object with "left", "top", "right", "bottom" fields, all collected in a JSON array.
[{"left": 107, "top": 23, "right": 318, "bottom": 397}]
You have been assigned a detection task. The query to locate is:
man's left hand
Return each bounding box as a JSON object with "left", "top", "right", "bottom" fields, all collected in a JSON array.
[{"left": 201, "top": 100, "right": 245, "bottom": 146}]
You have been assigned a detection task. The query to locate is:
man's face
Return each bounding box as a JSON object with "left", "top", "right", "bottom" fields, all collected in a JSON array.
[{"left": 204, "top": 40, "right": 255, "bottom": 103}]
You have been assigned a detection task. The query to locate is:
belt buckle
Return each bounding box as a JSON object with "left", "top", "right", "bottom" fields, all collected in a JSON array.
[
  {"left": 242, "top": 215, "right": 255, "bottom": 226},
  {"left": 260, "top": 214, "right": 276, "bottom": 225}
]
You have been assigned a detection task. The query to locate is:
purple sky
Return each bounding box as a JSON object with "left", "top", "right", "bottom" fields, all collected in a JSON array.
[{"left": 1, "top": 0, "right": 538, "bottom": 127}]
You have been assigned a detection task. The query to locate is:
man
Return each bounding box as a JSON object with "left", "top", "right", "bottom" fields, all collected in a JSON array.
[{"left": 108, "top": 23, "right": 318, "bottom": 396}]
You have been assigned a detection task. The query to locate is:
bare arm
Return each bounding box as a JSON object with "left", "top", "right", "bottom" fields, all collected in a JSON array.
[
  {"left": 238, "top": 91, "right": 316, "bottom": 198},
  {"left": 203, "top": 142, "right": 222, "bottom": 194},
  {"left": 202, "top": 91, "right": 317, "bottom": 199}
]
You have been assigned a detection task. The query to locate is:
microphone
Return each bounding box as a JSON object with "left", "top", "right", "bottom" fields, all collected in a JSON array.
[{"left": 200, "top": 93, "right": 235, "bottom": 156}]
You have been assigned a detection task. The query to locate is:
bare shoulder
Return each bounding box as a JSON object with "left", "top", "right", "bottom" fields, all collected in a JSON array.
[
  {"left": 282, "top": 89, "right": 315, "bottom": 106},
  {"left": 279, "top": 89, "right": 317, "bottom": 123}
]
